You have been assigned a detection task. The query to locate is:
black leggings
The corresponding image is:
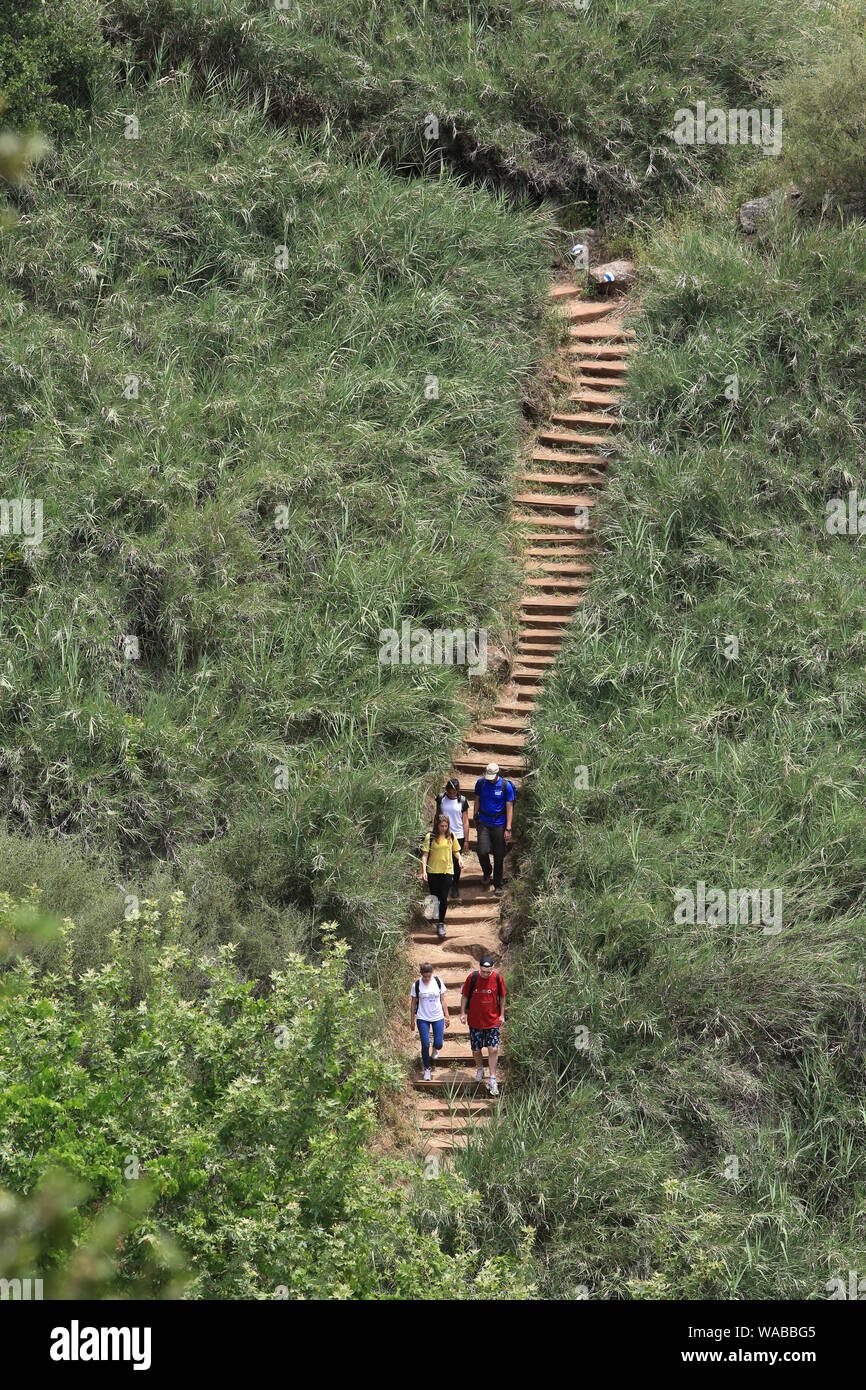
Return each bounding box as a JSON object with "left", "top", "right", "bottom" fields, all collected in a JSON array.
[
  {"left": 427, "top": 871, "right": 453, "bottom": 923},
  {"left": 453, "top": 836, "right": 465, "bottom": 886}
]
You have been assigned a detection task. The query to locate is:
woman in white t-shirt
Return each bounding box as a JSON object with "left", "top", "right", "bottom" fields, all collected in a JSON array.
[
  {"left": 410, "top": 962, "right": 449, "bottom": 1080},
  {"left": 438, "top": 778, "right": 470, "bottom": 901}
]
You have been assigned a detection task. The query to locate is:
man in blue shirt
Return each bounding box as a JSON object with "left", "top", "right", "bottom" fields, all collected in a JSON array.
[{"left": 473, "top": 761, "right": 515, "bottom": 896}]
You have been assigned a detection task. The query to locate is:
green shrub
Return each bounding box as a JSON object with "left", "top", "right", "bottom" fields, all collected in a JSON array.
[
  {"left": 0, "top": 0, "right": 113, "bottom": 137},
  {"left": 0, "top": 890, "right": 537, "bottom": 1297},
  {"left": 774, "top": 4, "right": 866, "bottom": 207}
]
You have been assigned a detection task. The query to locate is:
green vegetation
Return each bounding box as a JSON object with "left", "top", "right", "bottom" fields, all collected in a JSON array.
[
  {"left": 105, "top": 0, "right": 807, "bottom": 218},
  {"left": 0, "top": 77, "right": 549, "bottom": 984},
  {"left": 2, "top": 0, "right": 866, "bottom": 1301},
  {"left": 467, "top": 207, "right": 866, "bottom": 1296},
  {"left": 774, "top": 3, "right": 866, "bottom": 207},
  {"left": 0, "top": 892, "right": 535, "bottom": 1297},
  {"left": 0, "top": 0, "right": 113, "bottom": 137}
]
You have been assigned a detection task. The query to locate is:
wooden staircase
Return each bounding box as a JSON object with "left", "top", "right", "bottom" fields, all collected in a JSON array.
[{"left": 407, "top": 278, "right": 632, "bottom": 1159}]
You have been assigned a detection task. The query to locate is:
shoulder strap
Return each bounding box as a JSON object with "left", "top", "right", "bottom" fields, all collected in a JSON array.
[
  {"left": 435, "top": 976, "right": 442, "bottom": 991},
  {"left": 496, "top": 972, "right": 503, "bottom": 1004},
  {"left": 466, "top": 970, "right": 478, "bottom": 1001}
]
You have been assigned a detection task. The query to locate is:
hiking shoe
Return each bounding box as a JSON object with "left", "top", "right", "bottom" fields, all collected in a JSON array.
[
  {"left": 475, "top": 1067, "right": 485, "bottom": 1082},
  {"left": 437, "top": 922, "right": 447, "bottom": 938},
  {"left": 450, "top": 883, "right": 459, "bottom": 899},
  {"left": 481, "top": 873, "right": 492, "bottom": 888},
  {"left": 487, "top": 1077, "right": 499, "bottom": 1097},
  {"left": 493, "top": 886, "right": 503, "bottom": 897},
  {"left": 423, "top": 1068, "right": 432, "bottom": 1081}
]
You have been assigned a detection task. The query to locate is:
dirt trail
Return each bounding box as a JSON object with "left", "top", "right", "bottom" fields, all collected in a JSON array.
[{"left": 406, "top": 279, "right": 633, "bottom": 1158}]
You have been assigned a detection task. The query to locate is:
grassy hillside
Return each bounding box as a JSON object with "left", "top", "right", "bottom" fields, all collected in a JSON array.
[
  {"left": 3, "top": 0, "right": 866, "bottom": 1302},
  {"left": 103, "top": 0, "right": 809, "bottom": 218},
  {"left": 0, "top": 74, "right": 551, "bottom": 983},
  {"left": 460, "top": 205, "right": 866, "bottom": 1297}
]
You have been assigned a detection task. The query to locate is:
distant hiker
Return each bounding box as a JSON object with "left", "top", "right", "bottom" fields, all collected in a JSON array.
[
  {"left": 421, "top": 812, "right": 463, "bottom": 939},
  {"left": 438, "top": 777, "right": 470, "bottom": 900},
  {"left": 459, "top": 955, "right": 506, "bottom": 1096},
  {"left": 473, "top": 761, "right": 515, "bottom": 895},
  {"left": 410, "top": 961, "right": 449, "bottom": 1081}
]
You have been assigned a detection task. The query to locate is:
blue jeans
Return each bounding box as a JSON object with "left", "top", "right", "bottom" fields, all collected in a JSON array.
[{"left": 417, "top": 1017, "right": 445, "bottom": 1069}]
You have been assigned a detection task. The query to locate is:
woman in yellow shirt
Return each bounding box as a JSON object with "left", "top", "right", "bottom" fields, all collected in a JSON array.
[{"left": 421, "top": 812, "right": 463, "bottom": 939}]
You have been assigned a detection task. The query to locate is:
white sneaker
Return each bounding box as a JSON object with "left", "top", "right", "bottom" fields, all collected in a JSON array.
[
  {"left": 475, "top": 1066, "right": 485, "bottom": 1082},
  {"left": 487, "top": 1077, "right": 499, "bottom": 1096},
  {"left": 423, "top": 1068, "right": 432, "bottom": 1081},
  {"left": 431, "top": 1049, "right": 440, "bottom": 1060}
]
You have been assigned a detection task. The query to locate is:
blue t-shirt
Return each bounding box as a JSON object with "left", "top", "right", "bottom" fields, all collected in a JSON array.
[{"left": 474, "top": 776, "right": 515, "bottom": 827}]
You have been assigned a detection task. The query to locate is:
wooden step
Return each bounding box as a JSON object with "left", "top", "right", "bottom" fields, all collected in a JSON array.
[
  {"left": 551, "top": 412, "right": 618, "bottom": 428},
  {"left": 530, "top": 447, "right": 605, "bottom": 465},
  {"left": 452, "top": 753, "right": 528, "bottom": 773},
  {"left": 557, "top": 301, "right": 613, "bottom": 323},
  {"left": 464, "top": 730, "right": 527, "bottom": 749},
  {"left": 521, "top": 471, "right": 604, "bottom": 487},
  {"left": 412, "top": 1073, "right": 505, "bottom": 1094},
  {"left": 515, "top": 492, "right": 597, "bottom": 511},
  {"left": 481, "top": 715, "right": 529, "bottom": 732},
  {"left": 567, "top": 341, "right": 633, "bottom": 357},
  {"left": 521, "top": 594, "right": 584, "bottom": 610},
  {"left": 569, "top": 388, "right": 622, "bottom": 405},
  {"left": 549, "top": 282, "right": 580, "bottom": 300},
  {"left": 568, "top": 356, "right": 629, "bottom": 372},
  {"left": 536, "top": 429, "right": 614, "bottom": 448},
  {"left": 569, "top": 322, "right": 635, "bottom": 340},
  {"left": 525, "top": 556, "right": 592, "bottom": 572}
]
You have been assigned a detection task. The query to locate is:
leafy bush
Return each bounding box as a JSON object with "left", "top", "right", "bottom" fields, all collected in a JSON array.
[
  {"left": 0, "top": 0, "right": 113, "bottom": 136},
  {"left": 774, "top": 4, "right": 866, "bottom": 207},
  {"left": 0, "top": 890, "right": 536, "bottom": 1297}
]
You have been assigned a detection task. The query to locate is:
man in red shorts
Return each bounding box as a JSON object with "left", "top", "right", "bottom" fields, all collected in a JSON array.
[{"left": 459, "top": 955, "right": 506, "bottom": 1096}]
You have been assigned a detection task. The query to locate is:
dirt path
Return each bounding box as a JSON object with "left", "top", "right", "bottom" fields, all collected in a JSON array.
[{"left": 406, "top": 279, "right": 633, "bottom": 1158}]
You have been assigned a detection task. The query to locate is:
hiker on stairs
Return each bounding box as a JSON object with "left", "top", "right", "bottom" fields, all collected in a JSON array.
[
  {"left": 460, "top": 956, "right": 506, "bottom": 1096},
  {"left": 473, "top": 761, "right": 515, "bottom": 896},
  {"left": 438, "top": 778, "right": 470, "bottom": 901},
  {"left": 410, "top": 962, "right": 449, "bottom": 1082},
  {"left": 421, "top": 812, "right": 463, "bottom": 939}
]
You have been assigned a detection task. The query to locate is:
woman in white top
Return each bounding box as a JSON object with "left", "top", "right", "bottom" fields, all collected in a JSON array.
[
  {"left": 438, "top": 778, "right": 470, "bottom": 900},
  {"left": 410, "top": 961, "right": 449, "bottom": 1080}
]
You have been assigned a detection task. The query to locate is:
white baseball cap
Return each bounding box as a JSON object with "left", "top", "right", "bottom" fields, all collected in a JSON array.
[{"left": 484, "top": 761, "right": 500, "bottom": 780}]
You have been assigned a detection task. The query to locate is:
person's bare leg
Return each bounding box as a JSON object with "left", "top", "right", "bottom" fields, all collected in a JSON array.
[
  {"left": 472, "top": 1048, "right": 484, "bottom": 1078},
  {"left": 487, "top": 1046, "right": 499, "bottom": 1079}
]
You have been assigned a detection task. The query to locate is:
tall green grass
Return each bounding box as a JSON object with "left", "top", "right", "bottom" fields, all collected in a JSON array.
[
  {"left": 0, "top": 74, "right": 552, "bottom": 981},
  {"left": 104, "top": 0, "right": 814, "bottom": 217},
  {"left": 458, "top": 207, "right": 866, "bottom": 1297}
]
